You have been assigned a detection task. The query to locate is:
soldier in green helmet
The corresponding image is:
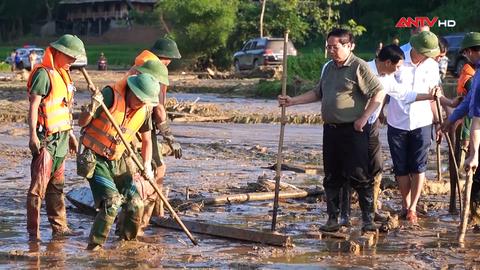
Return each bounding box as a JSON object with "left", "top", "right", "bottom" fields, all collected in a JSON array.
[
  {"left": 78, "top": 73, "right": 160, "bottom": 250},
  {"left": 132, "top": 38, "right": 183, "bottom": 233},
  {"left": 26, "top": 34, "right": 85, "bottom": 242}
]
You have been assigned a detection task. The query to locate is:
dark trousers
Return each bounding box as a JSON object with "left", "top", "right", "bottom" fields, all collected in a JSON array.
[
  {"left": 471, "top": 155, "right": 480, "bottom": 224},
  {"left": 340, "top": 121, "right": 382, "bottom": 219},
  {"left": 323, "top": 123, "right": 374, "bottom": 223}
]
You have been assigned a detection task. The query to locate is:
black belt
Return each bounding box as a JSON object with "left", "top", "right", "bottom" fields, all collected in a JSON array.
[{"left": 324, "top": 122, "right": 353, "bottom": 128}]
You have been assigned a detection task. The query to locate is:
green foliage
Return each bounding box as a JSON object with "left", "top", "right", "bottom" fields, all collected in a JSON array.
[
  {"left": 0, "top": 62, "right": 11, "bottom": 72},
  {"left": 253, "top": 80, "right": 282, "bottom": 98},
  {"left": 129, "top": 9, "right": 159, "bottom": 26},
  {"left": 262, "top": 0, "right": 310, "bottom": 43},
  {"left": 288, "top": 50, "right": 325, "bottom": 81},
  {"left": 158, "top": 0, "right": 239, "bottom": 59},
  {"left": 428, "top": 0, "right": 480, "bottom": 35}
]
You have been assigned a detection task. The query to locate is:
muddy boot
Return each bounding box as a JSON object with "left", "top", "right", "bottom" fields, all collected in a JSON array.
[
  {"left": 320, "top": 217, "right": 340, "bottom": 232},
  {"left": 339, "top": 184, "right": 351, "bottom": 227},
  {"left": 45, "top": 191, "right": 68, "bottom": 234},
  {"left": 122, "top": 196, "right": 144, "bottom": 241},
  {"left": 89, "top": 196, "right": 122, "bottom": 246},
  {"left": 52, "top": 228, "right": 83, "bottom": 239},
  {"left": 26, "top": 195, "right": 42, "bottom": 241},
  {"left": 115, "top": 209, "right": 125, "bottom": 237},
  {"left": 374, "top": 212, "right": 389, "bottom": 223},
  {"left": 357, "top": 185, "right": 376, "bottom": 232}
]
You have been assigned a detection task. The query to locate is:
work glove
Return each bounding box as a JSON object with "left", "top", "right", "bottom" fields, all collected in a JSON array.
[
  {"left": 89, "top": 91, "right": 104, "bottom": 116},
  {"left": 157, "top": 121, "right": 182, "bottom": 159},
  {"left": 143, "top": 162, "right": 154, "bottom": 181}
]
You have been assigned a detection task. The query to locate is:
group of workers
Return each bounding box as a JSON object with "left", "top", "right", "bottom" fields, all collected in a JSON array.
[
  {"left": 24, "top": 27, "right": 480, "bottom": 250},
  {"left": 26, "top": 34, "right": 182, "bottom": 250}
]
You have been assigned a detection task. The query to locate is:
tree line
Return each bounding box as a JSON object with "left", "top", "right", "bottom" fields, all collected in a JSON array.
[{"left": 1, "top": 0, "right": 477, "bottom": 68}]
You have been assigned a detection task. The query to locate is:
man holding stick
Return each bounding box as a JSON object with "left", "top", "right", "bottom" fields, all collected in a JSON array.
[
  {"left": 278, "top": 28, "right": 384, "bottom": 232},
  {"left": 78, "top": 73, "right": 159, "bottom": 250}
]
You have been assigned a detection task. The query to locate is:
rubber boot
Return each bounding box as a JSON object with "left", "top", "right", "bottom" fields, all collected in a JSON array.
[
  {"left": 26, "top": 195, "right": 42, "bottom": 241},
  {"left": 122, "top": 196, "right": 144, "bottom": 240},
  {"left": 45, "top": 166, "right": 68, "bottom": 234},
  {"left": 89, "top": 195, "right": 123, "bottom": 246},
  {"left": 339, "top": 184, "right": 351, "bottom": 227},
  {"left": 320, "top": 187, "right": 340, "bottom": 232},
  {"left": 357, "top": 185, "right": 376, "bottom": 232}
]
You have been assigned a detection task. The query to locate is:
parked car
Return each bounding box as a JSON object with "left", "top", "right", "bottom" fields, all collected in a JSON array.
[
  {"left": 443, "top": 33, "right": 467, "bottom": 77},
  {"left": 233, "top": 37, "right": 297, "bottom": 71},
  {"left": 5, "top": 46, "right": 44, "bottom": 70}
]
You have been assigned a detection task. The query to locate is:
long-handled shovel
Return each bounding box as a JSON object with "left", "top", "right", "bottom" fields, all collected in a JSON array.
[
  {"left": 459, "top": 170, "right": 473, "bottom": 243},
  {"left": 271, "top": 30, "right": 289, "bottom": 232},
  {"left": 435, "top": 93, "right": 462, "bottom": 213},
  {"left": 80, "top": 68, "right": 198, "bottom": 245}
]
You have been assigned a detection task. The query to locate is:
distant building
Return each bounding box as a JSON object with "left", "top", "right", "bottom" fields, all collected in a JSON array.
[{"left": 56, "top": 0, "right": 157, "bottom": 35}]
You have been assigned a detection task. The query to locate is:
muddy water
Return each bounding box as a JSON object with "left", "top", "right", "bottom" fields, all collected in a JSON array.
[{"left": 0, "top": 92, "right": 479, "bottom": 268}]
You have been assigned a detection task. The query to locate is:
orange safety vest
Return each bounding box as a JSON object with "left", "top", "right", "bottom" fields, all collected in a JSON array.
[
  {"left": 457, "top": 63, "right": 476, "bottom": 96},
  {"left": 27, "top": 46, "right": 74, "bottom": 135},
  {"left": 81, "top": 80, "right": 149, "bottom": 160}
]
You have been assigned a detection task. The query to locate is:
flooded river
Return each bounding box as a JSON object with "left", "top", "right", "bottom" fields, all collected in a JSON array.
[{"left": 0, "top": 88, "right": 479, "bottom": 268}]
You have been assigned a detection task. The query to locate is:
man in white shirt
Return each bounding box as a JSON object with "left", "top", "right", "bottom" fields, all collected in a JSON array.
[
  {"left": 340, "top": 45, "right": 437, "bottom": 226},
  {"left": 387, "top": 31, "right": 441, "bottom": 224}
]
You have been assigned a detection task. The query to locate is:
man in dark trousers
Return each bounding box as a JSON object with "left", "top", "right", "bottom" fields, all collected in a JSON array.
[{"left": 278, "top": 28, "right": 384, "bottom": 232}]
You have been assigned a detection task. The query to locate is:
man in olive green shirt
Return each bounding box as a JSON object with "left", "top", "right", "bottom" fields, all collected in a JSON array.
[{"left": 278, "top": 29, "right": 384, "bottom": 232}]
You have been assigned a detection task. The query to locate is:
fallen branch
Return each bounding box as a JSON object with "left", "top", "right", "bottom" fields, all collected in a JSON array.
[{"left": 200, "top": 187, "right": 324, "bottom": 205}]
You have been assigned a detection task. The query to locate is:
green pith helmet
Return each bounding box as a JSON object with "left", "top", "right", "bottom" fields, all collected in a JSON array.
[
  {"left": 410, "top": 31, "right": 440, "bottom": 58},
  {"left": 50, "top": 34, "right": 86, "bottom": 59},
  {"left": 127, "top": 73, "right": 160, "bottom": 106},
  {"left": 134, "top": 59, "right": 169, "bottom": 86},
  {"left": 150, "top": 38, "right": 181, "bottom": 59},
  {"left": 461, "top": 32, "right": 480, "bottom": 51}
]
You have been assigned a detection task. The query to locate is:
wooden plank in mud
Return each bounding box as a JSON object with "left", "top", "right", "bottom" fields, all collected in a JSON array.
[
  {"left": 262, "top": 163, "right": 320, "bottom": 174},
  {"left": 152, "top": 217, "right": 293, "bottom": 247}
]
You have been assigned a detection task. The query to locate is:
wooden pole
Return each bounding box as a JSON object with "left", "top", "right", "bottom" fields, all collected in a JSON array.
[
  {"left": 80, "top": 68, "right": 198, "bottom": 246},
  {"left": 436, "top": 143, "right": 442, "bottom": 181},
  {"left": 435, "top": 94, "right": 462, "bottom": 212},
  {"left": 271, "top": 30, "right": 289, "bottom": 232},
  {"left": 203, "top": 187, "right": 324, "bottom": 205},
  {"left": 459, "top": 171, "right": 473, "bottom": 243},
  {"left": 259, "top": 0, "right": 266, "bottom": 38}
]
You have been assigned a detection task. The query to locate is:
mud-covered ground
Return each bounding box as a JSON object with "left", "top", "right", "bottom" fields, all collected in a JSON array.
[{"left": 0, "top": 71, "right": 479, "bottom": 269}]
